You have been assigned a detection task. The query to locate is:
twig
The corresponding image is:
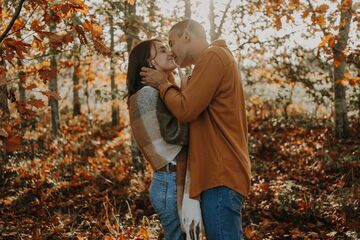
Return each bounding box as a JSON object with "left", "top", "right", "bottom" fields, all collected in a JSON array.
[
  {"left": 5, "top": 5, "right": 39, "bottom": 39},
  {"left": 305, "top": 0, "right": 328, "bottom": 36},
  {"left": 0, "top": 0, "right": 27, "bottom": 43},
  {"left": 216, "top": 0, "right": 232, "bottom": 39}
]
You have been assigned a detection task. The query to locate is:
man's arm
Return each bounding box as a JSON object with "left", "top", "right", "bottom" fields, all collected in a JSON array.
[{"left": 159, "top": 52, "right": 225, "bottom": 123}]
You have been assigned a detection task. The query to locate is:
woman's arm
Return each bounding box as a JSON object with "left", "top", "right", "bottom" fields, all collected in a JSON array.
[{"left": 156, "top": 95, "right": 188, "bottom": 146}]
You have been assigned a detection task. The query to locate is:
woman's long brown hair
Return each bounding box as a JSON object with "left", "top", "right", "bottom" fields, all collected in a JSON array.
[{"left": 126, "top": 39, "right": 161, "bottom": 98}]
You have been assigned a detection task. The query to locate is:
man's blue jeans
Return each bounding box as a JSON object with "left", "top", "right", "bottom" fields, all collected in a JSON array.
[
  {"left": 149, "top": 171, "right": 185, "bottom": 240},
  {"left": 201, "top": 186, "right": 244, "bottom": 240}
]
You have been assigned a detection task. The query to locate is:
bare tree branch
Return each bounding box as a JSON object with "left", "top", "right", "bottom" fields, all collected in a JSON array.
[
  {"left": 209, "top": 0, "right": 232, "bottom": 41},
  {"left": 216, "top": 0, "right": 232, "bottom": 40},
  {"left": 0, "top": 0, "right": 27, "bottom": 43}
]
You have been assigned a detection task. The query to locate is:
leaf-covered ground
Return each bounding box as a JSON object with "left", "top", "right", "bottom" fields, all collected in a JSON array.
[{"left": 0, "top": 114, "right": 359, "bottom": 239}]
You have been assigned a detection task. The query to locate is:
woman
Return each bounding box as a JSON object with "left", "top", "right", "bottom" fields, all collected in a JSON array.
[{"left": 127, "top": 39, "right": 202, "bottom": 240}]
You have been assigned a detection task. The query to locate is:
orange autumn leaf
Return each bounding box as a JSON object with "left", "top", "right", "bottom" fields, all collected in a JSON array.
[
  {"left": 138, "top": 227, "right": 150, "bottom": 239},
  {"left": 127, "top": 0, "right": 135, "bottom": 5},
  {"left": 90, "top": 23, "right": 103, "bottom": 38},
  {"left": 244, "top": 225, "right": 254, "bottom": 238},
  {"left": 328, "top": 36, "right": 336, "bottom": 48},
  {"left": 290, "top": 0, "right": 300, "bottom": 10},
  {"left": 344, "top": 71, "right": 360, "bottom": 86},
  {"left": 13, "top": 19, "right": 25, "bottom": 32},
  {"left": 49, "top": 33, "right": 64, "bottom": 48},
  {"left": 349, "top": 79, "right": 360, "bottom": 86},
  {"left": 41, "top": 91, "right": 62, "bottom": 100},
  {"left": 335, "top": 79, "right": 348, "bottom": 85},
  {"left": 61, "top": 3, "right": 70, "bottom": 14},
  {"left": 316, "top": 15, "right": 326, "bottom": 27},
  {"left": 83, "top": 19, "right": 91, "bottom": 31},
  {"left": 4, "top": 38, "right": 30, "bottom": 58},
  {"left": 0, "top": 66, "right": 6, "bottom": 86},
  {"left": 274, "top": 16, "right": 282, "bottom": 30},
  {"left": 319, "top": 34, "right": 333, "bottom": 48},
  {"left": 33, "top": 36, "right": 46, "bottom": 52},
  {"left": 84, "top": 20, "right": 103, "bottom": 38},
  {"left": 38, "top": 66, "right": 57, "bottom": 84},
  {"left": 4, "top": 124, "right": 12, "bottom": 135},
  {"left": 31, "top": 19, "right": 46, "bottom": 31},
  {"left": 25, "top": 83, "right": 37, "bottom": 90},
  {"left": 62, "top": 33, "right": 74, "bottom": 43},
  {"left": 27, "top": 99, "right": 46, "bottom": 108},
  {"left": 68, "top": 0, "right": 89, "bottom": 14},
  {"left": 316, "top": 4, "right": 329, "bottom": 13},
  {"left": 4, "top": 135, "right": 22, "bottom": 152},
  {"left": 302, "top": 7, "right": 311, "bottom": 19},
  {"left": 93, "top": 39, "right": 112, "bottom": 57}
]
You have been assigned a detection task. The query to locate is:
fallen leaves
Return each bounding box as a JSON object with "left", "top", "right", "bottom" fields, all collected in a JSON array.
[
  {"left": 0, "top": 128, "right": 8, "bottom": 137},
  {"left": 4, "top": 135, "right": 22, "bottom": 152}
]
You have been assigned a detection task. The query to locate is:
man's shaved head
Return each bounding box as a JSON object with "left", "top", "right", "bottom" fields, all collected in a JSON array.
[{"left": 170, "top": 19, "right": 207, "bottom": 40}]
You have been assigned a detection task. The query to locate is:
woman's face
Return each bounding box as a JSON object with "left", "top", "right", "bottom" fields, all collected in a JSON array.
[{"left": 150, "top": 41, "right": 177, "bottom": 72}]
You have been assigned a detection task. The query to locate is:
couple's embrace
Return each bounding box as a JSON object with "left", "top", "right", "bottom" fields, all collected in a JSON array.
[{"left": 127, "top": 20, "right": 251, "bottom": 240}]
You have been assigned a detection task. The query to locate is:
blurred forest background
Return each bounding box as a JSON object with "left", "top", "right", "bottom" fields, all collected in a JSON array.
[{"left": 0, "top": 0, "right": 359, "bottom": 239}]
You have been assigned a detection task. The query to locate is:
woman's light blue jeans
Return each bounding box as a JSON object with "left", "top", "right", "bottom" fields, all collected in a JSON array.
[
  {"left": 201, "top": 186, "right": 244, "bottom": 240},
  {"left": 149, "top": 171, "right": 185, "bottom": 240}
]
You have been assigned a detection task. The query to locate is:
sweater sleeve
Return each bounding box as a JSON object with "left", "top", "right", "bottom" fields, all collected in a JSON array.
[
  {"left": 159, "top": 51, "right": 225, "bottom": 123},
  {"left": 156, "top": 95, "right": 188, "bottom": 145}
]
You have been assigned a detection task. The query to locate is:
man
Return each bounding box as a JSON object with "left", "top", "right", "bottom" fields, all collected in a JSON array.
[{"left": 140, "top": 19, "right": 251, "bottom": 240}]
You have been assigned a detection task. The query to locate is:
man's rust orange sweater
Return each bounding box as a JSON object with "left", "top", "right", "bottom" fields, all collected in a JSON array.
[{"left": 159, "top": 40, "right": 251, "bottom": 198}]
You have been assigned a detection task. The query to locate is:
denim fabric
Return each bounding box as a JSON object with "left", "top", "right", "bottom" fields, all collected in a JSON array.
[
  {"left": 149, "top": 171, "right": 185, "bottom": 240},
  {"left": 201, "top": 186, "right": 244, "bottom": 240}
]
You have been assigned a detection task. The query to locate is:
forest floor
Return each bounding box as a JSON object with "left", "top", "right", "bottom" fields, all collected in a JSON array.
[{"left": 0, "top": 114, "right": 359, "bottom": 240}]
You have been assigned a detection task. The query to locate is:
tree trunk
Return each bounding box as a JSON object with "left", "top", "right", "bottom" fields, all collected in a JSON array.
[
  {"left": 358, "top": 86, "right": 360, "bottom": 135},
  {"left": 333, "top": 0, "right": 353, "bottom": 138},
  {"left": 17, "top": 59, "right": 25, "bottom": 102},
  {"left": 124, "top": 2, "right": 139, "bottom": 52},
  {"left": 73, "top": 46, "right": 81, "bottom": 116},
  {"left": 123, "top": 2, "right": 144, "bottom": 172},
  {"left": 49, "top": 11, "right": 60, "bottom": 136},
  {"left": 17, "top": 58, "right": 26, "bottom": 126},
  {"left": 0, "top": 47, "right": 10, "bottom": 119},
  {"left": 109, "top": 13, "right": 119, "bottom": 126},
  {"left": 185, "top": 0, "right": 191, "bottom": 19},
  {"left": 85, "top": 64, "right": 91, "bottom": 119}
]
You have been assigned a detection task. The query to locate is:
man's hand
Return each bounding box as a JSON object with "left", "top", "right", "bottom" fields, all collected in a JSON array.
[{"left": 140, "top": 60, "right": 168, "bottom": 89}]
